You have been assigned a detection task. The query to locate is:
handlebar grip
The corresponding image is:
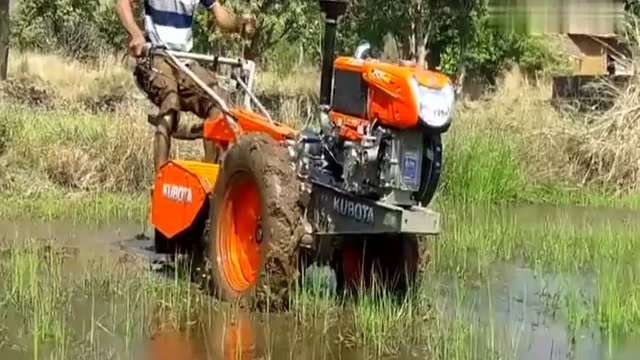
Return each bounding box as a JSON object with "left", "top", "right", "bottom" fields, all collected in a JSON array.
[
  {"left": 140, "top": 43, "right": 152, "bottom": 57},
  {"left": 140, "top": 43, "right": 168, "bottom": 58}
]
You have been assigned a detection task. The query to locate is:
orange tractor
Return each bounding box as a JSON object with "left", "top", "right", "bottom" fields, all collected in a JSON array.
[{"left": 147, "top": 0, "right": 454, "bottom": 311}]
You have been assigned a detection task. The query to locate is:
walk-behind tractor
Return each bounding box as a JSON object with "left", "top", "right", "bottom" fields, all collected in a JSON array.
[{"left": 148, "top": 0, "right": 454, "bottom": 311}]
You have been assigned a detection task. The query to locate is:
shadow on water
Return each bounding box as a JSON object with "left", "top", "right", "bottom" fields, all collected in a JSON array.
[{"left": 0, "top": 202, "right": 639, "bottom": 359}]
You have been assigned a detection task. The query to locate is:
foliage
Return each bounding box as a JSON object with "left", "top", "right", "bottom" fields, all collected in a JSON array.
[
  {"left": 8, "top": 0, "right": 572, "bottom": 84},
  {"left": 10, "top": 0, "right": 128, "bottom": 60}
]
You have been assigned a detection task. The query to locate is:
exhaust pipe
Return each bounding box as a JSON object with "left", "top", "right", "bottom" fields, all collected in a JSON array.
[
  {"left": 354, "top": 42, "right": 371, "bottom": 60},
  {"left": 318, "top": 0, "right": 348, "bottom": 107}
]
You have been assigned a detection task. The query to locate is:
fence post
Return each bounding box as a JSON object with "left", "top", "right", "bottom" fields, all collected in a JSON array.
[{"left": 0, "top": 0, "right": 9, "bottom": 80}]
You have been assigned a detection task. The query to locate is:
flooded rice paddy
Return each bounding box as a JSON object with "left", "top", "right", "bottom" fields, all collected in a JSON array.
[{"left": 0, "top": 202, "right": 638, "bottom": 359}]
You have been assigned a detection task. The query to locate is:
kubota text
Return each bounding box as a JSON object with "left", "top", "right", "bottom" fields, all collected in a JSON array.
[
  {"left": 162, "top": 183, "right": 193, "bottom": 203},
  {"left": 333, "top": 196, "right": 374, "bottom": 223}
]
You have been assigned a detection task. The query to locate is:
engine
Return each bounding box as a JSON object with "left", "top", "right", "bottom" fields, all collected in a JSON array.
[
  {"left": 292, "top": 1, "right": 454, "bottom": 209},
  {"left": 340, "top": 126, "right": 426, "bottom": 206},
  {"left": 299, "top": 42, "right": 454, "bottom": 208}
]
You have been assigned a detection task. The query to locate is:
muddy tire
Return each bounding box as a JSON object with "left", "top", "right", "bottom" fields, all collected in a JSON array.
[
  {"left": 333, "top": 235, "right": 430, "bottom": 297},
  {"left": 201, "top": 133, "right": 304, "bottom": 312}
]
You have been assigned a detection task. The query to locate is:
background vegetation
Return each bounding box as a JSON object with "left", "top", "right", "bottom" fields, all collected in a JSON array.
[
  {"left": 8, "top": 0, "right": 570, "bottom": 85},
  {"left": 1, "top": 0, "right": 640, "bottom": 217}
]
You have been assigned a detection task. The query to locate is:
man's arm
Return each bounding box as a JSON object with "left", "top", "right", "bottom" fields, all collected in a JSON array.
[
  {"left": 203, "top": 0, "right": 241, "bottom": 33},
  {"left": 116, "top": 0, "right": 144, "bottom": 40}
]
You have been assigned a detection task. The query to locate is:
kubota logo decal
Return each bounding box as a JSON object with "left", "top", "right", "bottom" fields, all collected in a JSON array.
[
  {"left": 333, "top": 196, "right": 374, "bottom": 224},
  {"left": 162, "top": 183, "right": 193, "bottom": 203},
  {"left": 371, "top": 69, "right": 391, "bottom": 83}
]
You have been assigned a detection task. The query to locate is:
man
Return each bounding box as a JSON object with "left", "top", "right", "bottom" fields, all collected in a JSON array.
[{"left": 116, "top": 0, "right": 255, "bottom": 173}]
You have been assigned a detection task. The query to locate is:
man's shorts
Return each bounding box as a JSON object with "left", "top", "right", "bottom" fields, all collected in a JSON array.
[{"left": 133, "top": 54, "right": 219, "bottom": 120}]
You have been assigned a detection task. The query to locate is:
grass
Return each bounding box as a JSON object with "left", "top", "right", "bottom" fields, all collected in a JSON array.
[
  {"left": 2, "top": 52, "right": 640, "bottom": 215},
  {"left": 2, "top": 51, "right": 640, "bottom": 358},
  {"left": 0, "top": 235, "right": 507, "bottom": 360},
  {"left": 0, "top": 191, "right": 147, "bottom": 223},
  {"left": 0, "top": 238, "right": 214, "bottom": 359},
  {"left": 2, "top": 200, "right": 639, "bottom": 359}
]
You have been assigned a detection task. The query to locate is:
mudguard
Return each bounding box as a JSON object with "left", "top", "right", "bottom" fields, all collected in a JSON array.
[{"left": 151, "top": 160, "right": 220, "bottom": 238}]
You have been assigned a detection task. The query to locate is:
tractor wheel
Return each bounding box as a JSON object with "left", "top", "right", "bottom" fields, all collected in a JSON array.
[
  {"left": 334, "top": 235, "right": 430, "bottom": 297},
  {"left": 154, "top": 229, "right": 171, "bottom": 254},
  {"left": 200, "top": 133, "right": 304, "bottom": 312}
]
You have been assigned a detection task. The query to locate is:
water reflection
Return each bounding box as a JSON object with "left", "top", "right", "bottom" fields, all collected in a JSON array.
[{"left": 148, "top": 308, "right": 257, "bottom": 360}]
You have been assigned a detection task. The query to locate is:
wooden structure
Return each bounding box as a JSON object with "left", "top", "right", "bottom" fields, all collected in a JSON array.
[
  {"left": 548, "top": 0, "right": 634, "bottom": 110},
  {"left": 563, "top": 33, "right": 633, "bottom": 76},
  {"left": 551, "top": 32, "right": 634, "bottom": 111}
]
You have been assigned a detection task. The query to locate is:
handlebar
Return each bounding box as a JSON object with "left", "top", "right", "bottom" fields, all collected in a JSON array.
[
  {"left": 141, "top": 43, "right": 256, "bottom": 72},
  {"left": 138, "top": 43, "right": 269, "bottom": 136}
]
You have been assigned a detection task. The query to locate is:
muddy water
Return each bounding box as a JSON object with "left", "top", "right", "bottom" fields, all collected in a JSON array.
[
  {"left": 0, "top": 203, "right": 638, "bottom": 359},
  {"left": 441, "top": 263, "right": 640, "bottom": 360},
  {"left": 0, "top": 219, "right": 146, "bottom": 254},
  {"left": 436, "top": 203, "right": 640, "bottom": 360}
]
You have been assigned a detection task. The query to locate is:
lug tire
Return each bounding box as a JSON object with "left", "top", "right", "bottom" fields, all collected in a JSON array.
[{"left": 198, "top": 133, "right": 304, "bottom": 312}]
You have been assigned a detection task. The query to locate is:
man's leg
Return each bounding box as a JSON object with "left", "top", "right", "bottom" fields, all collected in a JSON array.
[
  {"left": 134, "top": 55, "right": 181, "bottom": 174},
  {"left": 178, "top": 62, "right": 224, "bottom": 164}
]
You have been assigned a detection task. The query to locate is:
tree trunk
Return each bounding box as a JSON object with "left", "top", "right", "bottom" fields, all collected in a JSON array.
[{"left": 0, "top": 0, "right": 9, "bottom": 80}]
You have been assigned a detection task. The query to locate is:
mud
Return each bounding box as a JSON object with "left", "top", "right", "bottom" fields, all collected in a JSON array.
[
  {"left": 0, "top": 202, "right": 639, "bottom": 359},
  {"left": 204, "top": 133, "right": 305, "bottom": 312},
  {"left": 0, "top": 218, "right": 146, "bottom": 254}
]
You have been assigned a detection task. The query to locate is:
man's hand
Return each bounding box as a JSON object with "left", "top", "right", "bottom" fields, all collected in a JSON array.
[
  {"left": 117, "top": 0, "right": 147, "bottom": 57},
  {"left": 128, "top": 32, "right": 146, "bottom": 58},
  {"left": 238, "top": 13, "right": 256, "bottom": 38},
  {"left": 211, "top": 3, "right": 256, "bottom": 37}
]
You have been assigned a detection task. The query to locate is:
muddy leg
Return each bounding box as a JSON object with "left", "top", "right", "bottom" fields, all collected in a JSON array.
[
  {"left": 154, "top": 110, "right": 178, "bottom": 174},
  {"left": 171, "top": 117, "right": 204, "bottom": 140},
  {"left": 202, "top": 108, "right": 223, "bottom": 164},
  {"left": 202, "top": 139, "right": 219, "bottom": 163},
  {"left": 133, "top": 55, "right": 181, "bottom": 175},
  {"left": 179, "top": 62, "right": 223, "bottom": 164},
  {"left": 169, "top": 117, "right": 218, "bottom": 163}
]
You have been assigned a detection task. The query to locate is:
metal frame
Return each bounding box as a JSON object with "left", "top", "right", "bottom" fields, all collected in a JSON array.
[
  {"left": 141, "top": 44, "right": 442, "bottom": 238},
  {"left": 141, "top": 44, "right": 274, "bottom": 138}
]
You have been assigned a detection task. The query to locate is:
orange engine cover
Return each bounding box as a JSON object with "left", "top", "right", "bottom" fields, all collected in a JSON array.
[
  {"left": 330, "top": 56, "right": 452, "bottom": 140},
  {"left": 151, "top": 160, "right": 220, "bottom": 239}
]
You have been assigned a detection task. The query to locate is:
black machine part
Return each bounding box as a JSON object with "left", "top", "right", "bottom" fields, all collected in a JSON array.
[{"left": 318, "top": 0, "right": 349, "bottom": 107}]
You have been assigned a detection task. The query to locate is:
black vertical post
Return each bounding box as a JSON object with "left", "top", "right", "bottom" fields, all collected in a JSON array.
[
  {"left": 0, "top": 0, "right": 9, "bottom": 80},
  {"left": 318, "top": 0, "right": 348, "bottom": 107}
]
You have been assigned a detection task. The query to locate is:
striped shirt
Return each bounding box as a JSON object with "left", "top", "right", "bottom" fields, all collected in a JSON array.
[{"left": 143, "top": 0, "right": 216, "bottom": 52}]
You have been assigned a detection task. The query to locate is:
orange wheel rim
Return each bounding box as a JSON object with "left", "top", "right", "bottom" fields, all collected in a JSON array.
[{"left": 217, "top": 172, "right": 262, "bottom": 293}]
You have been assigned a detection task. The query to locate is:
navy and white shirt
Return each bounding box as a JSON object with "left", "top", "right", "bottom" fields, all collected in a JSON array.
[{"left": 143, "top": 0, "right": 216, "bottom": 51}]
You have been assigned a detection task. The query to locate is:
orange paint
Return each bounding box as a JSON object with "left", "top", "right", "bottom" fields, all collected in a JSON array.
[
  {"left": 328, "top": 111, "right": 367, "bottom": 141},
  {"left": 332, "top": 56, "right": 452, "bottom": 132},
  {"left": 203, "top": 108, "right": 298, "bottom": 145},
  {"left": 341, "top": 242, "right": 364, "bottom": 288},
  {"left": 216, "top": 173, "right": 262, "bottom": 292},
  {"left": 151, "top": 160, "right": 220, "bottom": 239}
]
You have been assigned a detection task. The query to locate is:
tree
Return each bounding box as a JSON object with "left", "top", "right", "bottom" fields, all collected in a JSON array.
[{"left": 0, "top": 0, "right": 9, "bottom": 80}]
